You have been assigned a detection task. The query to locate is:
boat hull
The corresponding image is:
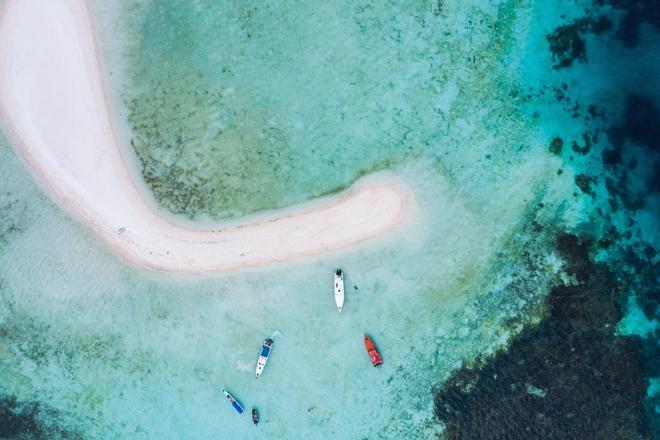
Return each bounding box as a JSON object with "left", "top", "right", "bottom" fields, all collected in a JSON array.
[
  {"left": 364, "top": 334, "right": 383, "bottom": 367},
  {"left": 334, "top": 269, "right": 344, "bottom": 311},
  {"left": 255, "top": 338, "right": 274, "bottom": 378},
  {"left": 223, "top": 390, "right": 244, "bottom": 414}
]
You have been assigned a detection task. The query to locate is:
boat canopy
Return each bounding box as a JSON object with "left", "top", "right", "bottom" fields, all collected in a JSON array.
[{"left": 260, "top": 346, "right": 271, "bottom": 357}]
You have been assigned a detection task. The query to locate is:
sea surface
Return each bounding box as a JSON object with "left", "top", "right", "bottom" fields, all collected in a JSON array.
[{"left": 0, "top": 0, "right": 658, "bottom": 438}]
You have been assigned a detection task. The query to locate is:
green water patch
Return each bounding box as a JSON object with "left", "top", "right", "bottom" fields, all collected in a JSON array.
[{"left": 104, "top": 0, "right": 536, "bottom": 220}]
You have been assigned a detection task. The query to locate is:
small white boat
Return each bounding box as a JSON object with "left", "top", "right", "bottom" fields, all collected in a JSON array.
[
  {"left": 255, "top": 338, "right": 274, "bottom": 378},
  {"left": 334, "top": 269, "right": 344, "bottom": 311}
]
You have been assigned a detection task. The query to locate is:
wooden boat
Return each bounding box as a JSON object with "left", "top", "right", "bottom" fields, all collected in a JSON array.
[
  {"left": 252, "top": 408, "right": 259, "bottom": 425},
  {"left": 255, "top": 338, "right": 274, "bottom": 378},
  {"left": 334, "top": 269, "right": 344, "bottom": 311},
  {"left": 222, "top": 389, "right": 244, "bottom": 414},
  {"left": 364, "top": 334, "right": 383, "bottom": 367}
]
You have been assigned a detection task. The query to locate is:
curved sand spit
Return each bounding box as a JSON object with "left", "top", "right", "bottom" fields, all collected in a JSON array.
[{"left": 0, "top": 0, "right": 414, "bottom": 273}]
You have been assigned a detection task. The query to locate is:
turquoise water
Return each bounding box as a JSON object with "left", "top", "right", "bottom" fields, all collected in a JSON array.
[
  {"left": 0, "top": 136, "right": 561, "bottom": 437},
  {"left": 1, "top": 0, "right": 658, "bottom": 438},
  {"left": 100, "top": 0, "right": 553, "bottom": 221}
]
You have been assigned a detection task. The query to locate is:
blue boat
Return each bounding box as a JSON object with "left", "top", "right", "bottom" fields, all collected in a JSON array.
[{"left": 222, "top": 390, "right": 244, "bottom": 414}]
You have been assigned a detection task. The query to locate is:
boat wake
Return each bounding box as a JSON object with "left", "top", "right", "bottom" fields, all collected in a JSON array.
[{"left": 270, "top": 331, "right": 281, "bottom": 340}]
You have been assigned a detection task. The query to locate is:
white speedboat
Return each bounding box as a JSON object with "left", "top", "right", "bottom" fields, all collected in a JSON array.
[
  {"left": 334, "top": 269, "right": 344, "bottom": 311},
  {"left": 255, "top": 338, "right": 274, "bottom": 378}
]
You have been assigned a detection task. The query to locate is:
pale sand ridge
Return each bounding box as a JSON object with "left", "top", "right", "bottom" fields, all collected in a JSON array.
[{"left": 0, "top": 0, "right": 414, "bottom": 274}]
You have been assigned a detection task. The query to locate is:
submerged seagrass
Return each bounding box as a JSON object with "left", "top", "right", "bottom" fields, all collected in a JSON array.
[{"left": 116, "top": 0, "right": 535, "bottom": 220}]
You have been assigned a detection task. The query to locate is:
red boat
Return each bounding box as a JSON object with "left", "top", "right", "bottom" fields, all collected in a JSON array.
[{"left": 364, "top": 334, "right": 383, "bottom": 367}]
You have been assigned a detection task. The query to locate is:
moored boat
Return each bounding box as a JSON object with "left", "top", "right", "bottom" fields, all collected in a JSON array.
[
  {"left": 255, "top": 338, "right": 274, "bottom": 378},
  {"left": 364, "top": 334, "right": 383, "bottom": 367},
  {"left": 252, "top": 408, "right": 259, "bottom": 425},
  {"left": 222, "top": 389, "right": 244, "bottom": 414},
  {"left": 334, "top": 269, "right": 344, "bottom": 311}
]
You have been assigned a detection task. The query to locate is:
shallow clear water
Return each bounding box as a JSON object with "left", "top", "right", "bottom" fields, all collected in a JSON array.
[
  {"left": 101, "top": 0, "right": 563, "bottom": 221},
  {"left": 1, "top": 0, "right": 658, "bottom": 438}
]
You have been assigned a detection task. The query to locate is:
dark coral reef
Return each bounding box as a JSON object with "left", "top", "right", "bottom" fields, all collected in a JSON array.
[
  {"left": 434, "top": 233, "right": 655, "bottom": 440},
  {"left": 546, "top": 15, "right": 611, "bottom": 69},
  {"left": 0, "top": 394, "right": 80, "bottom": 440}
]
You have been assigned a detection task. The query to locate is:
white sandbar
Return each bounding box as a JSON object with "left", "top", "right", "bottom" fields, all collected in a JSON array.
[{"left": 0, "top": 0, "right": 414, "bottom": 274}]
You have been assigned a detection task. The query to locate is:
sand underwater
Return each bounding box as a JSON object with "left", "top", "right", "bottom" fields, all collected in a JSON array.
[{"left": 0, "top": 0, "right": 658, "bottom": 438}]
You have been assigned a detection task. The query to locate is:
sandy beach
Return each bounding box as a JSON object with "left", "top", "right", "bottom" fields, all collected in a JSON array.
[{"left": 0, "top": 0, "right": 414, "bottom": 273}]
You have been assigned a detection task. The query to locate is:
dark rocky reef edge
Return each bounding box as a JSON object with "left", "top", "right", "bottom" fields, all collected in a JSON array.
[{"left": 433, "top": 232, "right": 657, "bottom": 440}]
